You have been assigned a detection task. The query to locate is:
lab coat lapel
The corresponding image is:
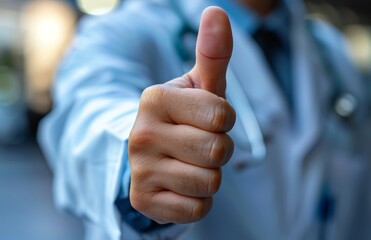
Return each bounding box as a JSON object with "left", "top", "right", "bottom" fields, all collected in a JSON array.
[
  {"left": 284, "top": 14, "right": 333, "bottom": 235},
  {"left": 228, "top": 23, "right": 290, "bottom": 138},
  {"left": 291, "top": 18, "right": 324, "bottom": 163}
]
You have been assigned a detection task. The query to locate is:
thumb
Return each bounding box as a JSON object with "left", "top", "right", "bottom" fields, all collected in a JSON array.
[{"left": 189, "top": 6, "right": 233, "bottom": 98}]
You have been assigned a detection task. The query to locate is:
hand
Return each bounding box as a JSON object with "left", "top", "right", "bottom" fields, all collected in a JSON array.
[{"left": 128, "top": 6, "right": 235, "bottom": 224}]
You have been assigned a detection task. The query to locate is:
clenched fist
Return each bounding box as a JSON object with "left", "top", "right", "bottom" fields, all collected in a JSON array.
[{"left": 128, "top": 6, "right": 236, "bottom": 224}]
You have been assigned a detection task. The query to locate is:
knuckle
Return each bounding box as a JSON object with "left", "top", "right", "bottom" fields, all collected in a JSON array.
[
  {"left": 210, "top": 98, "right": 228, "bottom": 132},
  {"left": 130, "top": 163, "right": 148, "bottom": 182},
  {"left": 224, "top": 134, "right": 235, "bottom": 163},
  {"left": 188, "top": 198, "right": 213, "bottom": 222},
  {"left": 206, "top": 169, "right": 222, "bottom": 196},
  {"left": 141, "top": 85, "right": 166, "bottom": 109},
  {"left": 129, "top": 189, "right": 148, "bottom": 213},
  {"left": 228, "top": 104, "right": 237, "bottom": 131},
  {"left": 129, "top": 125, "right": 156, "bottom": 151},
  {"left": 205, "top": 134, "right": 227, "bottom": 167}
]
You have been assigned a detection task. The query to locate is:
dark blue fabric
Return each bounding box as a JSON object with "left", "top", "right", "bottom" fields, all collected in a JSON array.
[
  {"left": 115, "top": 197, "right": 173, "bottom": 233},
  {"left": 252, "top": 27, "right": 293, "bottom": 110}
]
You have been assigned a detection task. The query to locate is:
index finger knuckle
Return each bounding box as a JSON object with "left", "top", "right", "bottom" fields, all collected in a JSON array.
[{"left": 141, "top": 85, "right": 166, "bottom": 109}]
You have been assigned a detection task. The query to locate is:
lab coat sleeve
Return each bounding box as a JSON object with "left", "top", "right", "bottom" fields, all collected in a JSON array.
[{"left": 38, "top": 7, "right": 187, "bottom": 240}]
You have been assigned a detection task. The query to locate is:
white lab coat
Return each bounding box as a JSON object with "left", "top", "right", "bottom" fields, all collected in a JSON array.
[{"left": 39, "top": 0, "right": 371, "bottom": 239}]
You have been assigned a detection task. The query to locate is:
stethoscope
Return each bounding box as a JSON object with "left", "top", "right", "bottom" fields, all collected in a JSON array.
[
  {"left": 169, "top": 1, "right": 358, "bottom": 165},
  {"left": 305, "top": 20, "right": 359, "bottom": 121}
]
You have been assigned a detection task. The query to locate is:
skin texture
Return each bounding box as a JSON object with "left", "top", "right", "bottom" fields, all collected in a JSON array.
[{"left": 128, "top": 7, "right": 236, "bottom": 224}]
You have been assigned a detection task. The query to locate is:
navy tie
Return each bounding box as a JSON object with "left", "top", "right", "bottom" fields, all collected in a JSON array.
[{"left": 252, "top": 27, "right": 292, "bottom": 110}]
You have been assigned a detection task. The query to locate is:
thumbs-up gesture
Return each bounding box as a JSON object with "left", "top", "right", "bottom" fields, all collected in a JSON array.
[{"left": 128, "top": 7, "right": 236, "bottom": 224}]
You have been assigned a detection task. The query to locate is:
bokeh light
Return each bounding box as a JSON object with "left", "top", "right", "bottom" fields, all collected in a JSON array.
[
  {"left": 344, "top": 25, "right": 371, "bottom": 71},
  {"left": 77, "top": 0, "right": 120, "bottom": 15},
  {"left": 21, "top": 0, "right": 76, "bottom": 113}
]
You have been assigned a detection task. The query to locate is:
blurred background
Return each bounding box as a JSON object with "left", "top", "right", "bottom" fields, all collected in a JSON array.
[{"left": 0, "top": 0, "right": 370, "bottom": 239}]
